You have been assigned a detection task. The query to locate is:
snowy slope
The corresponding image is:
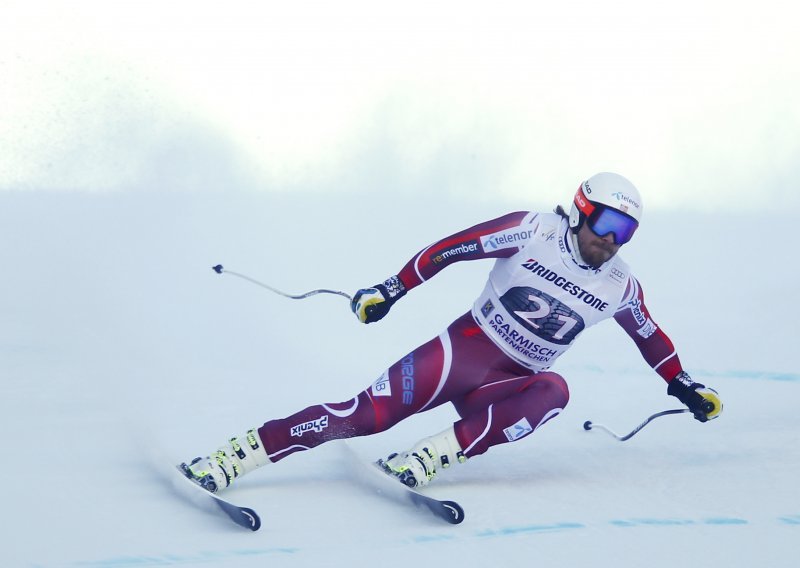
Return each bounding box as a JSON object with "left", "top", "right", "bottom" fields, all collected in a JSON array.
[{"left": 2, "top": 191, "right": 797, "bottom": 567}]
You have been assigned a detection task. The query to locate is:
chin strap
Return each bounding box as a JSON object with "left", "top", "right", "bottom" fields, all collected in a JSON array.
[{"left": 563, "top": 227, "right": 599, "bottom": 272}]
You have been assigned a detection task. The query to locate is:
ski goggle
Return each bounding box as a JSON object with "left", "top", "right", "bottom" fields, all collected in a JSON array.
[{"left": 574, "top": 189, "right": 639, "bottom": 245}]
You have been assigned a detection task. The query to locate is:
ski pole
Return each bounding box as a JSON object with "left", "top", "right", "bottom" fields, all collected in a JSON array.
[
  {"left": 583, "top": 409, "right": 690, "bottom": 442},
  {"left": 212, "top": 265, "right": 353, "bottom": 302}
]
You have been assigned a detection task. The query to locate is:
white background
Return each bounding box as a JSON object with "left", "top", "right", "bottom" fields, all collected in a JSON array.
[{"left": 2, "top": 0, "right": 799, "bottom": 209}]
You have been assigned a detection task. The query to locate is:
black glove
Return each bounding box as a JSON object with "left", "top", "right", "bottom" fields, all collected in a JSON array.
[
  {"left": 351, "top": 276, "right": 407, "bottom": 324},
  {"left": 667, "top": 371, "right": 723, "bottom": 422}
]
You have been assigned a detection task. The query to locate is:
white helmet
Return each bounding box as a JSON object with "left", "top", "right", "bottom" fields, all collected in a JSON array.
[{"left": 569, "top": 172, "right": 643, "bottom": 244}]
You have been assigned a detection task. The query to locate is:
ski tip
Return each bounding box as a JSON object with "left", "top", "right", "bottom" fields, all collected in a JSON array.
[
  {"left": 441, "top": 500, "right": 465, "bottom": 524},
  {"left": 213, "top": 499, "right": 262, "bottom": 531},
  {"left": 240, "top": 507, "right": 261, "bottom": 531}
]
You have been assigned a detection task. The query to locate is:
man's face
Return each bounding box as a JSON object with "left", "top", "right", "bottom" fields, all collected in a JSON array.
[{"left": 576, "top": 222, "right": 621, "bottom": 268}]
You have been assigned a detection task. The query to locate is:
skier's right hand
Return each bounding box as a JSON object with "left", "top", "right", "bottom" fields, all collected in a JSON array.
[{"left": 351, "top": 276, "right": 407, "bottom": 324}]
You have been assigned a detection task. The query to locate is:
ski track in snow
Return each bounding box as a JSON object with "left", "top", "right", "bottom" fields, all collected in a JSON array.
[{"left": 65, "top": 514, "right": 800, "bottom": 567}]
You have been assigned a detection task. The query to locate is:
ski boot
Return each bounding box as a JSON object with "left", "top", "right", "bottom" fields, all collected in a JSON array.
[
  {"left": 180, "top": 429, "right": 270, "bottom": 493},
  {"left": 378, "top": 426, "right": 466, "bottom": 488}
]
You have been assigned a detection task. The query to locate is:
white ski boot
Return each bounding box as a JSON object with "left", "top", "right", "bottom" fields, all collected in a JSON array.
[
  {"left": 379, "top": 426, "right": 466, "bottom": 488},
  {"left": 181, "top": 429, "right": 270, "bottom": 493}
]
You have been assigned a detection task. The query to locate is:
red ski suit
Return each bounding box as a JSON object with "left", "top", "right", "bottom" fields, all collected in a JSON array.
[{"left": 258, "top": 212, "right": 683, "bottom": 462}]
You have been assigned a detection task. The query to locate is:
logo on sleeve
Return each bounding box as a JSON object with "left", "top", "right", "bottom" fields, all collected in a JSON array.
[
  {"left": 636, "top": 320, "right": 658, "bottom": 339},
  {"left": 430, "top": 240, "right": 480, "bottom": 264},
  {"left": 627, "top": 299, "right": 646, "bottom": 326},
  {"left": 481, "top": 229, "right": 533, "bottom": 252}
]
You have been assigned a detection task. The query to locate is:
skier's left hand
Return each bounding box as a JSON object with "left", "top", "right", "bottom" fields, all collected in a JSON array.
[
  {"left": 351, "top": 276, "right": 407, "bottom": 324},
  {"left": 667, "top": 372, "right": 723, "bottom": 422}
]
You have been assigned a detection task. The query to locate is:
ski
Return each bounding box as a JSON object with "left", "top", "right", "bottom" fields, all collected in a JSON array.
[
  {"left": 341, "top": 443, "right": 465, "bottom": 524},
  {"left": 173, "top": 464, "right": 261, "bottom": 531},
  {"left": 373, "top": 462, "right": 465, "bottom": 524}
]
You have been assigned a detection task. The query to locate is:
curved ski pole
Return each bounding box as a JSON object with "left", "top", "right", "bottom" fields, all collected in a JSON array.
[
  {"left": 212, "top": 264, "right": 352, "bottom": 302},
  {"left": 583, "top": 409, "right": 690, "bottom": 442}
]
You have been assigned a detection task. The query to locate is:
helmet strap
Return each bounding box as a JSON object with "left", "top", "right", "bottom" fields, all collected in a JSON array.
[
  {"left": 561, "top": 222, "right": 593, "bottom": 270},
  {"left": 571, "top": 212, "right": 585, "bottom": 234},
  {"left": 568, "top": 229, "right": 590, "bottom": 267}
]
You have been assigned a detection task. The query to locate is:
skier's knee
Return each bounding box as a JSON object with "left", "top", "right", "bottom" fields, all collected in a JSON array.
[{"left": 535, "top": 372, "right": 570, "bottom": 409}]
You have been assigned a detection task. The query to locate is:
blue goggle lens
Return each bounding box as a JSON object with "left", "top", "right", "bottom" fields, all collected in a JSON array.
[{"left": 587, "top": 206, "right": 639, "bottom": 244}]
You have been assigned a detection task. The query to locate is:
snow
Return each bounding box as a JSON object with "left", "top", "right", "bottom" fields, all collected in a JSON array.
[{"left": 2, "top": 190, "right": 797, "bottom": 567}]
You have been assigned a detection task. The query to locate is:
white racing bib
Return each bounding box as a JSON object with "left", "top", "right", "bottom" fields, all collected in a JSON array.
[{"left": 471, "top": 214, "right": 630, "bottom": 371}]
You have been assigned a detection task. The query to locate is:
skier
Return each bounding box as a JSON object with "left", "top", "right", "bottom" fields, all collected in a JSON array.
[{"left": 182, "top": 172, "right": 722, "bottom": 493}]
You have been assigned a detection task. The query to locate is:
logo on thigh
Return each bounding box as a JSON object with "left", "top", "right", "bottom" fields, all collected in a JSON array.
[
  {"left": 371, "top": 371, "right": 392, "bottom": 397},
  {"left": 401, "top": 353, "right": 415, "bottom": 405},
  {"left": 503, "top": 417, "right": 534, "bottom": 441},
  {"left": 290, "top": 415, "right": 329, "bottom": 437}
]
